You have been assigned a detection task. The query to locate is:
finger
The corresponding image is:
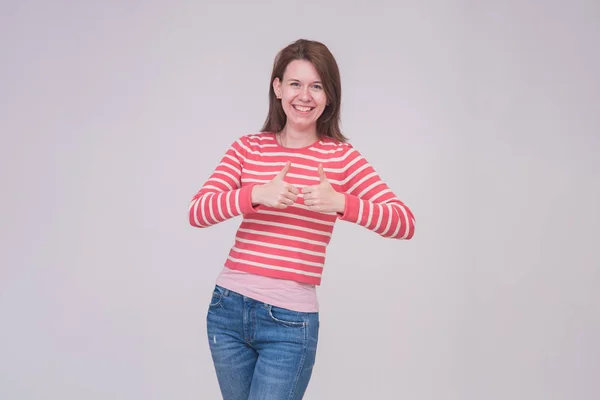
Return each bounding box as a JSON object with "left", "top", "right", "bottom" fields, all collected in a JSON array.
[
  {"left": 276, "top": 161, "right": 292, "bottom": 179},
  {"left": 303, "top": 188, "right": 318, "bottom": 199},
  {"left": 286, "top": 184, "right": 300, "bottom": 195},
  {"left": 318, "top": 163, "right": 327, "bottom": 183},
  {"left": 301, "top": 185, "right": 315, "bottom": 194},
  {"left": 304, "top": 198, "right": 317, "bottom": 207},
  {"left": 278, "top": 195, "right": 295, "bottom": 206},
  {"left": 283, "top": 192, "right": 298, "bottom": 202}
]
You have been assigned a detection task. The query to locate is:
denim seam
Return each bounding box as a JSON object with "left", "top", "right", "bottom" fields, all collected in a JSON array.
[
  {"left": 209, "top": 290, "right": 223, "bottom": 308},
  {"left": 286, "top": 319, "right": 309, "bottom": 400},
  {"left": 267, "top": 305, "right": 307, "bottom": 327},
  {"left": 250, "top": 304, "right": 257, "bottom": 343}
]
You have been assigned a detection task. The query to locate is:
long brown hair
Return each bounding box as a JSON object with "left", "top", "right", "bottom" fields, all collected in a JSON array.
[{"left": 261, "top": 39, "right": 348, "bottom": 143}]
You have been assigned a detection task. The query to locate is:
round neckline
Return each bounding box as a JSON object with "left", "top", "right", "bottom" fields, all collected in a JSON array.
[{"left": 271, "top": 132, "right": 321, "bottom": 151}]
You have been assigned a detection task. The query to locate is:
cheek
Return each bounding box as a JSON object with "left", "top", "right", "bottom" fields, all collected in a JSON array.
[
  {"left": 315, "top": 93, "right": 328, "bottom": 107},
  {"left": 282, "top": 92, "right": 296, "bottom": 104}
]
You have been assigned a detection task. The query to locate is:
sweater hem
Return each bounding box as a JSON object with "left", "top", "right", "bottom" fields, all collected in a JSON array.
[{"left": 224, "top": 259, "right": 323, "bottom": 286}]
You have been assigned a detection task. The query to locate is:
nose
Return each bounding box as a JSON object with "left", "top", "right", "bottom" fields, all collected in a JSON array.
[{"left": 298, "top": 86, "right": 311, "bottom": 102}]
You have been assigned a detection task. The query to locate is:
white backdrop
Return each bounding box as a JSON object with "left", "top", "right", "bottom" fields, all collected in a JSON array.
[{"left": 1, "top": 1, "right": 599, "bottom": 399}]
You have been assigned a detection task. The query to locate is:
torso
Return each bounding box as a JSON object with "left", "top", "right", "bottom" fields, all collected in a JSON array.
[{"left": 215, "top": 132, "right": 350, "bottom": 312}]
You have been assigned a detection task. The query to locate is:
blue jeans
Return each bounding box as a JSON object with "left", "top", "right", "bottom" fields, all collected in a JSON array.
[{"left": 206, "top": 285, "right": 320, "bottom": 400}]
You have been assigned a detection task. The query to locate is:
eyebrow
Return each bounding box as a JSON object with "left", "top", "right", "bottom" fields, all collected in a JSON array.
[{"left": 287, "top": 78, "right": 323, "bottom": 84}]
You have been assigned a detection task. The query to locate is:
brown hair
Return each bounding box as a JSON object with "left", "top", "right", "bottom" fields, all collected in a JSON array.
[{"left": 260, "top": 39, "right": 348, "bottom": 142}]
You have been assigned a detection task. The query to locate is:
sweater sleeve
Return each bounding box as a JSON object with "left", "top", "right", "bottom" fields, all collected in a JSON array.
[
  {"left": 188, "top": 136, "right": 259, "bottom": 228},
  {"left": 337, "top": 145, "right": 415, "bottom": 240}
]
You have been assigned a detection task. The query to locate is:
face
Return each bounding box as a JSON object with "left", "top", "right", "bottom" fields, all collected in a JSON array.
[{"left": 273, "top": 59, "right": 328, "bottom": 132}]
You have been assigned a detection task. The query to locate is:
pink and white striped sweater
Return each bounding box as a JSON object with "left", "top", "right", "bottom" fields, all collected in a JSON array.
[{"left": 189, "top": 132, "right": 415, "bottom": 285}]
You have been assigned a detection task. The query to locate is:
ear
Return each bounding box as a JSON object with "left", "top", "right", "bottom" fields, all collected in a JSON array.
[{"left": 273, "top": 78, "right": 282, "bottom": 99}]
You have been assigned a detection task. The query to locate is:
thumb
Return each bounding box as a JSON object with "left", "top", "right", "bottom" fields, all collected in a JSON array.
[
  {"left": 277, "top": 161, "right": 291, "bottom": 179},
  {"left": 318, "top": 163, "right": 327, "bottom": 183}
]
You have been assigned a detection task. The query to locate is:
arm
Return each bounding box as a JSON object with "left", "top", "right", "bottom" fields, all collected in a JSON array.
[
  {"left": 337, "top": 145, "right": 415, "bottom": 240},
  {"left": 188, "top": 137, "right": 259, "bottom": 228}
]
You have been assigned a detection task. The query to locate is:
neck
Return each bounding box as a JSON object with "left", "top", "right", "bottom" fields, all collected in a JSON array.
[{"left": 278, "top": 125, "right": 318, "bottom": 148}]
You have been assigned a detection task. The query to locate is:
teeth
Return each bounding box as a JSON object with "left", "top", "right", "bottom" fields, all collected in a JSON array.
[{"left": 294, "top": 105, "right": 312, "bottom": 112}]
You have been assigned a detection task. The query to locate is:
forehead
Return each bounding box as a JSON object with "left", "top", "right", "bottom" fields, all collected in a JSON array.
[{"left": 283, "top": 59, "right": 322, "bottom": 81}]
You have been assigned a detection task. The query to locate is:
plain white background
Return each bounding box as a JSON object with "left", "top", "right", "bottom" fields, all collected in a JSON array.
[{"left": 1, "top": 1, "right": 599, "bottom": 399}]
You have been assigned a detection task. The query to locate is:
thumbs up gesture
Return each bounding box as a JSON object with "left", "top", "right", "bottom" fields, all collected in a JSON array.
[
  {"left": 302, "top": 164, "right": 346, "bottom": 213},
  {"left": 251, "top": 161, "right": 299, "bottom": 209}
]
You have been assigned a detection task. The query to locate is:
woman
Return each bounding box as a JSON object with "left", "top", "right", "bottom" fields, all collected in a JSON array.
[{"left": 189, "top": 39, "right": 415, "bottom": 400}]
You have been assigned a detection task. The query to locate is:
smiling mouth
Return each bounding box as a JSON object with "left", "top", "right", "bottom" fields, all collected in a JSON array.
[{"left": 292, "top": 105, "right": 314, "bottom": 112}]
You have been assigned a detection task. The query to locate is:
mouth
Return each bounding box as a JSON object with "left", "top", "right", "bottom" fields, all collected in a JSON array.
[{"left": 292, "top": 105, "right": 315, "bottom": 113}]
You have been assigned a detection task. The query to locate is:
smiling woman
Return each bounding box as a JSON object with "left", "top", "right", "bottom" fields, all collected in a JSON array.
[
  {"left": 262, "top": 39, "right": 346, "bottom": 146},
  {"left": 273, "top": 59, "right": 329, "bottom": 137},
  {"left": 189, "top": 38, "right": 415, "bottom": 400}
]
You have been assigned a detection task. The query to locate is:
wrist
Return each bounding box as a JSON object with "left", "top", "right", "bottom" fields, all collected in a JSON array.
[
  {"left": 251, "top": 184, "right": 263, "bottom": 206},
  {"left": 335, "top": 192, "right": 346, "bottom": 213}
]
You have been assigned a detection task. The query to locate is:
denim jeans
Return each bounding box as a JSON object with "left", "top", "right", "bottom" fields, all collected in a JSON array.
[{"left": 206, "top": 285, "right": 320, "bottom": 400}]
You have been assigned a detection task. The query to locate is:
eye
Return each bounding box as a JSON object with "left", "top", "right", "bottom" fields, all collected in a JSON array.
[
  {"left": 290, "top": 82, "right": 300, "bottom": 87},
  {"left": 312, "top": 84, "right": 323, "bottom": 90}
]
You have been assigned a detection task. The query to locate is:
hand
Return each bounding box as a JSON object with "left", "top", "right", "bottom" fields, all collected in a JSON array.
[
  {"left": 302, "top": 164, "right": 345, "bottom": 213},
  {"left": 252, "top": 161, "right": 299, "bottom": 208}
]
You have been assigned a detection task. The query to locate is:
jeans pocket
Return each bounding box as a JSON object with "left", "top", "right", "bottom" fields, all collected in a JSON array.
[
  {"left": 209, "top": 286, "right": 224, "bottom": 308},
  {"left": 267, "top": 305, "right": 307, "bottom": 327}
]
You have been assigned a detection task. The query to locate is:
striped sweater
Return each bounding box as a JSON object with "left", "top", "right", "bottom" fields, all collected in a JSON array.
[{"left": 189, "top": 132, "right": 415, "bottom": 285}]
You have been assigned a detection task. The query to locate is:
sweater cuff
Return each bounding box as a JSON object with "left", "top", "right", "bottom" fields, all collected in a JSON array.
[
  {"left": 238, "top": 184, "right": 261, "bottom": 215},
  {"left": 338, "top": 193, "right": 360, "bottom": 222}
]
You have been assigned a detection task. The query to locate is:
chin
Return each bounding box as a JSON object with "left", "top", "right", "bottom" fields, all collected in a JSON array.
[
  {"left": 287, "top": 114, "right": 324, "bottom": 128},
  {"left": 288, "top": 119, "right": 317, "bottom": 130}
]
